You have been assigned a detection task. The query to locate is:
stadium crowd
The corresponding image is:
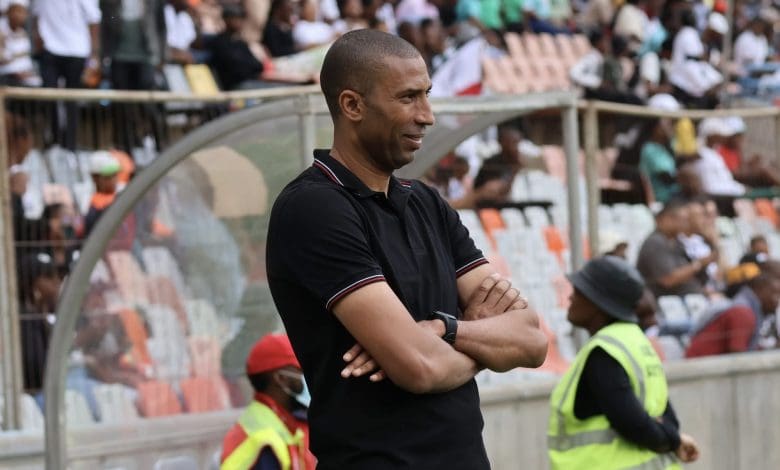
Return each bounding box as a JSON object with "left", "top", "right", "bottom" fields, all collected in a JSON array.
[{"left": 6, "top": 0, "right": 780, "bottom": 436}]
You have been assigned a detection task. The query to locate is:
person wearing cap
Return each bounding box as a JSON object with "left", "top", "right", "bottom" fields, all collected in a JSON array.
[
  {"left": 692, "top": 117, "right": 746, "bottom": 197},
  {"left": 717, "top": 116, "right": 780, "bottom": 191},
  {"left": 548, "top": 256, "right": 700, "bottom": 469},
  {"left": 220, "top": 334, "right": 316, "bottom": 470},
  {"left": 84, "top": 151, "right": 123, "bottom": 237}
]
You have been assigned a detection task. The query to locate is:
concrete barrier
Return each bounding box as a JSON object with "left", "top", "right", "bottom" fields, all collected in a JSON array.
[{"left": 3, "top": 350, "right": 780, "bottom": 469}]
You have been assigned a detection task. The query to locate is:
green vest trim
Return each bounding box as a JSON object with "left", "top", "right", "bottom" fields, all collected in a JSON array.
[
  {"left": 221, "top": 401, "right": 305, "bottom": 470},
  {"left": 547, "top": 322, "right": 681, "bottom": 470}
]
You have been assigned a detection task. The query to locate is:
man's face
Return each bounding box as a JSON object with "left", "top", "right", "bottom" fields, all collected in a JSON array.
[
  {"left": 567, "top": 289, "right": 601, "bottom": 328},
  {"left": 357, "top": 56, "right": 435, "bottom": 173},
  {"left": 686, "top": 202, "right": 705, "bottom": 234}
]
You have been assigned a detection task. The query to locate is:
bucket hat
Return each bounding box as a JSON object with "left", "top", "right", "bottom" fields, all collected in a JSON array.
[{"left": 567, "top": 256, "right": 645, "bottom": 322}]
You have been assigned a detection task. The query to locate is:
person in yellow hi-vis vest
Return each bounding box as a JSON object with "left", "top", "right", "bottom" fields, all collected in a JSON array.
[
  {"left": 221, "top": 334, "right": 316, "bottom": 470},
  {"left": 548, "top": 256, "right": 700, "bottom": 470}
]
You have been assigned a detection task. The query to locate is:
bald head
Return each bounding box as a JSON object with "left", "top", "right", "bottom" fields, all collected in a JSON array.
[{"left": 320, "top": 29, "right": 422, "bottom": 119}]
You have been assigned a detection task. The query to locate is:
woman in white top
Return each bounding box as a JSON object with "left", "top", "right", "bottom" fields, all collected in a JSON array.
[
  {"left": 734, "top": 13, "right": 772, "bottom": 76},
  {"left": 293, "top": 0, "right": 338, "bottom": 49}
]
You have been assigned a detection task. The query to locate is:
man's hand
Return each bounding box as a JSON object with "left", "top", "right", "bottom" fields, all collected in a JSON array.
[
  {"left": 462, "top": 273, "right": 527, "bottom": 321},
  {"left": 341, "top": 320, "right": 447, "bottom": 383},
  {"left": 676, "top": 433, "right": 700, "bottom": 463},
  {"left": 341, "top": 343, "right": 385, "bottom": 382}
]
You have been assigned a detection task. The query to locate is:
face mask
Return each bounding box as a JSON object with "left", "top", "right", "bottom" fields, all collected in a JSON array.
[{"left": 278, "top": 370, "right": 311, "bottom": 408}]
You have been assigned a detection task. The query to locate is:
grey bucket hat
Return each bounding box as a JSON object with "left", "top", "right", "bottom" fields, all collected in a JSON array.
[{"left": 566, "top": 255, "right": 645, "bottom": 323}]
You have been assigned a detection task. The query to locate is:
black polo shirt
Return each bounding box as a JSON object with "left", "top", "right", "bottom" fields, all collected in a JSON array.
[{"left": 266, "top": 150, "right": 491, "bottom": 470}]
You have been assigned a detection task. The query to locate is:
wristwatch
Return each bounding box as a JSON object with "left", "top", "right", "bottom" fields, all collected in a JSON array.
[{"left": 429, "top": 310, "right": 458, "bottom": 344}]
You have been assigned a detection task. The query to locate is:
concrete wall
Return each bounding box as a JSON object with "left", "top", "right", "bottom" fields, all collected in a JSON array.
[
  {"left": 481, "top": 350, "right": 780, "bottom": 470},
  {"left": 3, "top": 351, "right": 780, "bottom": 469}
]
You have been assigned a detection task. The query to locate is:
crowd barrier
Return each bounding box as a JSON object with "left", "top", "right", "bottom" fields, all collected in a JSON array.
[{"left": 0, "top": 86, "right": 777, "bottom": 469}]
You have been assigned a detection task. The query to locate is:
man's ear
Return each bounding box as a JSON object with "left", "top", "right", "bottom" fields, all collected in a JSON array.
[{"left": 338, "top": 89, "right": 364, "bottom": 123}]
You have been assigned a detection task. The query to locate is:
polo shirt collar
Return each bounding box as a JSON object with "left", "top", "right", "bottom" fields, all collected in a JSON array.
[{"left": 312, "top": 149, "right": 412, "bottom": 204}]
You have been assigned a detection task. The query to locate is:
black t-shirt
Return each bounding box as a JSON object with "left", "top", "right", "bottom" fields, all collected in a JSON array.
[
  {"left": 262, "top": 22, "right": 295, "bottom": 57},
  {"left": 208, "top": 32, "right": 264, "bottom": 90},
  {"left": 266, "top": 150, "right": 490, "bottom": 470}
]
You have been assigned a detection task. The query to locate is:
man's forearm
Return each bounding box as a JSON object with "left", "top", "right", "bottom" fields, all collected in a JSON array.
[
  {"left": 454, "top": 308, "right": 548, "bottom": 371},
  {"left": 424, "top": 345, "right": 482, "bottom": 393}
]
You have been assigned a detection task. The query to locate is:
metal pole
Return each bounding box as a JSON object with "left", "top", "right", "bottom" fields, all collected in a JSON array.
[
  {"left": 774, "top": 112, "right": 780, "bottom": 166},
  {"left": 583, "top": 104, "right": 600, "bottom": 259},
  {"left": 721, "top": 0, "right": 734, "bottom": 78},
  {"left": 0, "top": 91, "right": 22, "bottom": 431},
  {"left": 562, "top": 102, "right": 584, "bottom": 270}
]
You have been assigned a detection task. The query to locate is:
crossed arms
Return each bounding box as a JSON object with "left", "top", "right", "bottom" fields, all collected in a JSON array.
[{"left": 331, "top": 263, "right": 549, "bottom": 394}]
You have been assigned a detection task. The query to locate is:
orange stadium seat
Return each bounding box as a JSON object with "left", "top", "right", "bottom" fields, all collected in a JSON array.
[
  {"left": 181, "top": 377, "right": 231, "bottom": 413},
  {"left": 107, "top": 250, "right": 150, "bottom": 307},
  {"left": 479, "top": 208, "right": 506, "bottom": 250},
  {"left": 754, "top": 199, "right": 780, "bottom": 227},
  {"left": 137, "top": 381, "right": 182, "bottom": 417},
  {"left": 535, "top": 316, "right": 570, "bottom": 374},
  {"left": 118, "top": 308, "right": 154, "bottom": 373},
  {"left": 188, "top": 336, "right": 222, "bottom": 378},
  {"left": 146, "top": 276, "right": 189, "bottom": 333}
]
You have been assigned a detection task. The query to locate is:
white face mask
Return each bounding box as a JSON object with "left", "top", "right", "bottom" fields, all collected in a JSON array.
[{"left": 277, "top": 370, "right": 311, "bottom": 408}]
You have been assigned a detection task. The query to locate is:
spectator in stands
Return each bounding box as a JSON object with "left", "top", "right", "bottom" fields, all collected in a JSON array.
[
  {"left": 668, "top": 9, "right": 723, "bottom": 108},
  {"left": 33, "top": 0, "right": 102, "bottom": 150},
  {"left": 0, "top": 0, "right": 41, "bottom": 86},
  {"left": 523, "top": 0, "right": 569, "bottom": 34},
  {"left": 718, "top": 116, "right": 780, "bottom": 190},
  {"left": 454, "top": 0, "right": 503, "bottom": 41},
  {"left": 220, "top": 334, "right": 316, "bottom": 469},
  {"left": 164, "top": 0, "right": 197, "bottom": 64},
  {"left": 480, "top": 124, "right": 528, "bottom": 179},
  {"left": 613, "top": 0, "right": 649, "bottom": 52},
  {"left": 635, "top": 36, "right": 674, "bottom": 100},
  {"left": 693, "top": 117, "right": 746, "bottom": 198},
  {"left": 734, "top": 8, "right": 777, "bottom": 77},
  {"left": 395, "top": 0, "right": 439, "bottom": 25},
  {"left": 84, "top": 151, "right": 121, "bottom": 237},
  {"left": 740, "top": 235, "right": 770, "bottom": 265},
  {"left": 576, "top": 0, "right": 613, "bottom": 32},
  {"left": 263, "top": 0, "right": 296, "bottom": 56},
  {"left": 209, "top": 4, "right": 267, "bottom": 90},
  {"left": 102, "top": 0, "right": 166, "bottom": 91},
  {"left": 669, "top": 163, "right": 706, "bottom": 204},
  {"left": 397, "top": 21, "right": 423, "bottom": 51},
  {"left": 677, "top": 199, "right": 721, "bottom": 293},
  {"left": 332, "top": 0, "right": 369, "bottom": 34},
  {"left": 41, "top": 203, "right": 79, "bottom": 275},
  {"left": 18, "top": 252, "right": 61, "bottom": 393},
  {"left": 549, "top": 256, "right": 699, "bottom": 468},
  {"left": 638, "top": 116, "right": 677, "bottom": 203},
  {"left": 570, "top": 31, "right": 642, "bottom": 104},
  {"left": 449, "top": 163, "right": 512, "bottom": 209},
  {"left": 242, "top": 0, "right": 271, "bottom": 49},
  {"left": 637, "top": 201, "right": 716, "bottom": 297},
  {"left": 420, "top": 17, "right": 449, "bottom": 74},
  {"left": 598, "top": 230, "right": 629, "bottom": 259},
  {"left": 293, "top": 0, "right": 338, "bottom": 50},
  {"left": 686, "top": 272, "right": 780, "bottom": 358}
]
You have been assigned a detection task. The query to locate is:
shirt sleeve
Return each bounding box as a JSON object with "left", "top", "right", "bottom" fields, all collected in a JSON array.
[
  {"left": 429, "top": 185, "right": 487, "bottom": 277},
  {"left": 580, "top": 347, "right": 681, "bottom": 453},
  {"left": 80, "top": 0, "right": 102, "bottom": 24},
  {"left": 267, "top": 185, "right": 386, "bottom": 311}
]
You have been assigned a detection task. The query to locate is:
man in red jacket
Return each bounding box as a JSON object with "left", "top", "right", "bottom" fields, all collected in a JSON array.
[{"left": 221, "top": 334, "right": 316, "bottom": 470}]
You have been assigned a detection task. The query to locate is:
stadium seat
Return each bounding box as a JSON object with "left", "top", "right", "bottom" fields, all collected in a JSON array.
[
  {"left": 180, "top": 376, "right": 231, "bottom": 413},
  {"left": 183, "top": 64, "right": 220, "bottom": 96},
  {"left": 65, "top": 389, "right": 95, "bottom": 427},
  {"left": 107, "top": 251, "right": 150, "bottom": 307},
  {"left": 146, "top": 276, "right": 189, "bottom": 332},
  {"left": 479, "top": 209, "right": 506, "bottom": 245},
  {"left": 657, "top": 296, "right": 691, "bottom": 333},
  {"left": 117, "top": 308, "right": 154, "bottom": 374},
  {"left": 89, "top": 259, "right": 112, "bottom": 285},
  {"left": 146, "top": 305, "right": 192, "bottom": 380},
  {"left": 684, "top": 294, "right": 710, "bottom": 324},
  {"left": 20, "top": 393, "right": 43, "bottom": 431},
  {"left": 754, "top": 198, "right": 779, "bottom": 227},
  {"left": 185, "top": 299, "right": 221, "bottom": 339},
  {"left": 136, "top": 381, "right": 182, "bottom": 418},
  {"left": 94, "top": 384, "right": 139, "bottom": 424},
  {"left": 142, "top": 247, "right": 189, "bottom": 301},
  {"left": 188, "top": 336, "right": 222, "bottom": 378}
]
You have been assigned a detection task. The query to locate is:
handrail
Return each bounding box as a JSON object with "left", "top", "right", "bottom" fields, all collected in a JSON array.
[{"left": 578, "top": 99, "right": 779, "bottom": 119}]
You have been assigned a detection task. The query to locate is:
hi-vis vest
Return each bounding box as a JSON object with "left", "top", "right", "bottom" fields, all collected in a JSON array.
[
  {"left": 221, "top": 401, "right": 307, "bottom": 470},
  {"left": 548, "top": 322, "right": 682, "bottom": 470}
]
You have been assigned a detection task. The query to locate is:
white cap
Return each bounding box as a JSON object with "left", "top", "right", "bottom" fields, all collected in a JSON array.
[
  {"left": 647, "top": 93, "right": 681, "bottom": 112},
  {"left": 3, "top": 0, "right": 29, "bottom": 10},
  {"left": 722, "top": 116, "right": 746, "bottom": 135},
  {"left": 599, "top": 230, "right": 628, "bottom": 255},
  {"left": 708, "top": 12, "right": 729, "bottom": 35},
  {"left": 698, "top": 117, "right": 730, "bottom": 138},
  {"left": 89, "top": 151, "right": 121, "bottom": 176}
]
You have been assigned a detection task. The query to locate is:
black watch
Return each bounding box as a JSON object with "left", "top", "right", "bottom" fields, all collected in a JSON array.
[{"left": 429, "top": 310, "right": 458, "bottom": 344}]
